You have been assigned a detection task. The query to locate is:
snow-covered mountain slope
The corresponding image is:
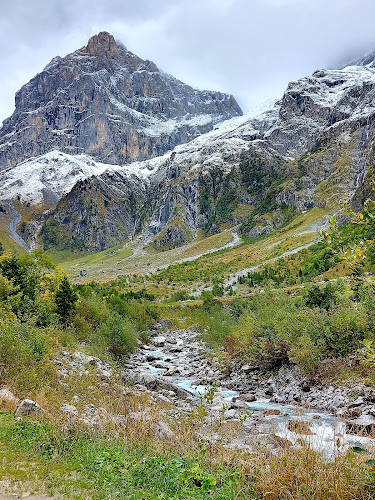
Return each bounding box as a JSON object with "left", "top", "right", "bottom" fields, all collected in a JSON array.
[
  {"left": 0, "top": 150, "right": 162, "bottom": 206},
  {"left": 0, "top": 100, "right": 280, "bottom": 207},
  {"left": 0, "top": 31, "right": 241, "bottom": 171}
]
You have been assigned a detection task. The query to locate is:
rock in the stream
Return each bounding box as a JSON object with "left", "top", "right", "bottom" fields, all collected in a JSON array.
[
  {"left": 239, "top": 393, "right": 256, "bottom": 403},
  {"left": 152, "top": 336, "right": 166, "bottom": 347},
  {"left": 349, "top": 396, "right": 365, "bottom": 408},
  {"left": 146, "top": 354, "right": 162, "bottom": 362},
  {"left": 152, "top": 421, "right": 174, "bottom": 439},
  {"left": 346, "top": 414, "right": 375, "bottom": 435},
  {"left": 15, "top": 399, "right": 42, "bottom": 416},
  {"left": 263, "top": 409, "right": 281, "bottom": 416},
  {"left": 170, "top": 346, "right": 183, "bottom": 353},
  {"left": 232, "top": 400, "right": 248, "bottom": 410}
]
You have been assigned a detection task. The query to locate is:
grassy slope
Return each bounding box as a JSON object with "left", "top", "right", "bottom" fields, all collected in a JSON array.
[
  {"left": 60, "top": 228, "right": 235, "bottom": 281},
  {"left": 0, "top": 217, "right": 26, "bottom": 254},
  {"left": 60, "top": 208, "right": 328, "bottom": 285}
]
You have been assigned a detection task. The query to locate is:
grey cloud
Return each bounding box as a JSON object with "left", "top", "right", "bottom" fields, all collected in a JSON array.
[{"left": 1, "top": 0, "right": 375, "bottom": 124}]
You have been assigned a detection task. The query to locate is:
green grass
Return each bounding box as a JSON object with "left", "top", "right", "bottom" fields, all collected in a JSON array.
[
  {"left": 0, "top": 413, "right": 250, "bottom": 499},
  {"left": 0, "top": 220, "right": 26, "bottom": 254}
]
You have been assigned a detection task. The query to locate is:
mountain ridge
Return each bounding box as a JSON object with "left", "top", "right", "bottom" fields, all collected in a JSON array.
[{"left": 1, "top": 35, "right": 375, "bottom": 253}]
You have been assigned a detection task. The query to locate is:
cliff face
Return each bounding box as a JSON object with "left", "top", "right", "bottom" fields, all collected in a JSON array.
[{"left": 0, "top": 32, "right": 242, "bottom": 170}]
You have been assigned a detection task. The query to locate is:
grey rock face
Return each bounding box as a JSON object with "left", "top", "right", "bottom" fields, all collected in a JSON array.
[
  {"left": 15, "top": 399, "right": 42, "bottom": 416},
  {"left": 44, "top": 169, "right": 147, "bottom": 252},
  {"left": 0, "top": 31, "right": 242, "bottom": 170}
]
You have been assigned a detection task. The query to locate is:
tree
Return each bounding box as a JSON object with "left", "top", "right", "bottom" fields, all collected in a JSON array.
[
  {"left": 55, "top": 276, "right": 78, "bottom": 323},
  {"left": 324, "top": 198, "right": 375, "bottom": 294}
]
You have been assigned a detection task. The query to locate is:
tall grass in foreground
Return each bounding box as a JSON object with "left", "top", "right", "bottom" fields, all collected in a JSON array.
[{"left": 1, "top": 402, "right": 375, "bottom": 499}]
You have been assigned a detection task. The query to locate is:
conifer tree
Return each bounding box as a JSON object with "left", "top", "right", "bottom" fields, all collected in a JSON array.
[{"left": 55, "top": 276, "right": 77, "bottom": 323}]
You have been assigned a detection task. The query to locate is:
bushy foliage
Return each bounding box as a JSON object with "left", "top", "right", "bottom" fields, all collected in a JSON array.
[
  {"left": 0, "top": 250, "right": 158, "bottom": 393},
  {"left": 216, "top": 287, "right": 372, "bottom": 373},
  {"left": 304, "top": 281, "right": 344, "bottom": 310},
  {"left": 171, "top": 290, "right": 193, "bottom": 302},
  {"left": 97, "top": 312, "right": 138, "bottom": 359}
]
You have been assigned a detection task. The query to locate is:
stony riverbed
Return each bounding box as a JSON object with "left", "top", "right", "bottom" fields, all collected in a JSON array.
[{"left": 125, "top": 323, "right": 375, "bottom": 456}]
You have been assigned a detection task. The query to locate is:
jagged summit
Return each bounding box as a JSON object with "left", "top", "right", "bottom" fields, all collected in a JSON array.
[
  {"left": 0, "top": 32, "right": 242, "bottom": 169},
  {"left": 84, "top": 31, "right": 121, "bottom": 58}
]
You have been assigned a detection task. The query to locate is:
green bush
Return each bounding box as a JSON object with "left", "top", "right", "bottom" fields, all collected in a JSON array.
[
  {"left": 304, "top": 281, "right": 344, "bottom": 310},
  {"left": 224, "top": 290, "right": 368, "bottom": 372},
  {"left": 0, "top": 311, "right": 58, "bottom": 394},
  {"left": 323, "top": 305, "right": 368, "bottom": 355},
  {"left": 171, "top": 290, "right": 193, "bottom": 302},
  {"left": 97, "top": 312, "right": 138, "bottom": 359}
]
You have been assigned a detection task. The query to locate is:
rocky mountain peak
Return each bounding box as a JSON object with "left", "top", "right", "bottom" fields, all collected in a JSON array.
[
  {"left": 84, "top": 31, "right": 120, "bottom": 58},
  {"left": 0, "top": 33, "right": 241, "bottom": 170}
]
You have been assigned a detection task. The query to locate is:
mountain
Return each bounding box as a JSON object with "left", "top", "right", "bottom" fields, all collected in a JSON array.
[
  {"left": 42, "top": 61, "right": 375, "bottom": 251},
  {"left": 1, "top": 36, "right": 375, "bottom": 253},
  {"left": 0, "top": 32, "right": 242, "bottom": 171}
]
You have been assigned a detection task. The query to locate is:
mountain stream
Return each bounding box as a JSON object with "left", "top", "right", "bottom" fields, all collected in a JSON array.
[{"left": 127, "top": 328, "right": 375, "bottom": 457}]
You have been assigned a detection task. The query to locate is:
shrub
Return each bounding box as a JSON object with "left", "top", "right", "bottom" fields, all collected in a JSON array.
[
  {"left": 304, "top": 281, "right": 344, "bottom": 310},
  {"left": 97, "top": 312, "right": 138, "bottom": 359},
  {"left": 229, "top": 298, "right": 248, "bottom": 319},
  {"left": 171, "top": 290, "right": 193, "bottom": 302},
  {"left": 212, "top": 284, "right": 224, "bottom": 297},
  {"left": 323, "top": 305, "right": 368, "bottom": 355}
]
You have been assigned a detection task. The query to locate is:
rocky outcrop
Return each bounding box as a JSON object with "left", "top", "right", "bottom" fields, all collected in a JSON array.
[
  {"left": 42, "top": 169, "right": 147, "bottom": 251},
  {"left": 0, "top": 31, "right": 242, "bottom": 170}
]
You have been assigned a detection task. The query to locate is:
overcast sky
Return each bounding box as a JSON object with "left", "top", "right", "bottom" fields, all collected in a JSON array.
[{"left": 1, "top": 0, "right": 375, "bottom": 123}]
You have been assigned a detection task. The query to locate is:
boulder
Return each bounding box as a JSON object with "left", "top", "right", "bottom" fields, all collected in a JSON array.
[
  {"left": 349, "top": 396, "right": 365, "bottom": 408},
  {"left": 15, "top": 399, "right": 42, "bottom": 416},
  {"left": 239, "top": 393, "right": 256, "bottom": 402},
  {"left": 346, "top": 414, "right": 375, "bottom": 435},
  {"left": 262, "top": 409, "right": 281, "bottom": 416},
  {"left": 156, "top": 394, "right": 171, "bottom": 404},
  {"left": 152, "top": 421, "right": 174, "bottom": 439},
  {"left": 0, "top": 389, "right": 19, "bottom": 410},
  {"left": 224, "top": 409, "right": 237, "bottom": 419},
  {"left": 59, "top": 404, "right": 78, "bottom": 417},
  {"left": 152, "top": 336, "right": 166, "bottom": 347}
]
